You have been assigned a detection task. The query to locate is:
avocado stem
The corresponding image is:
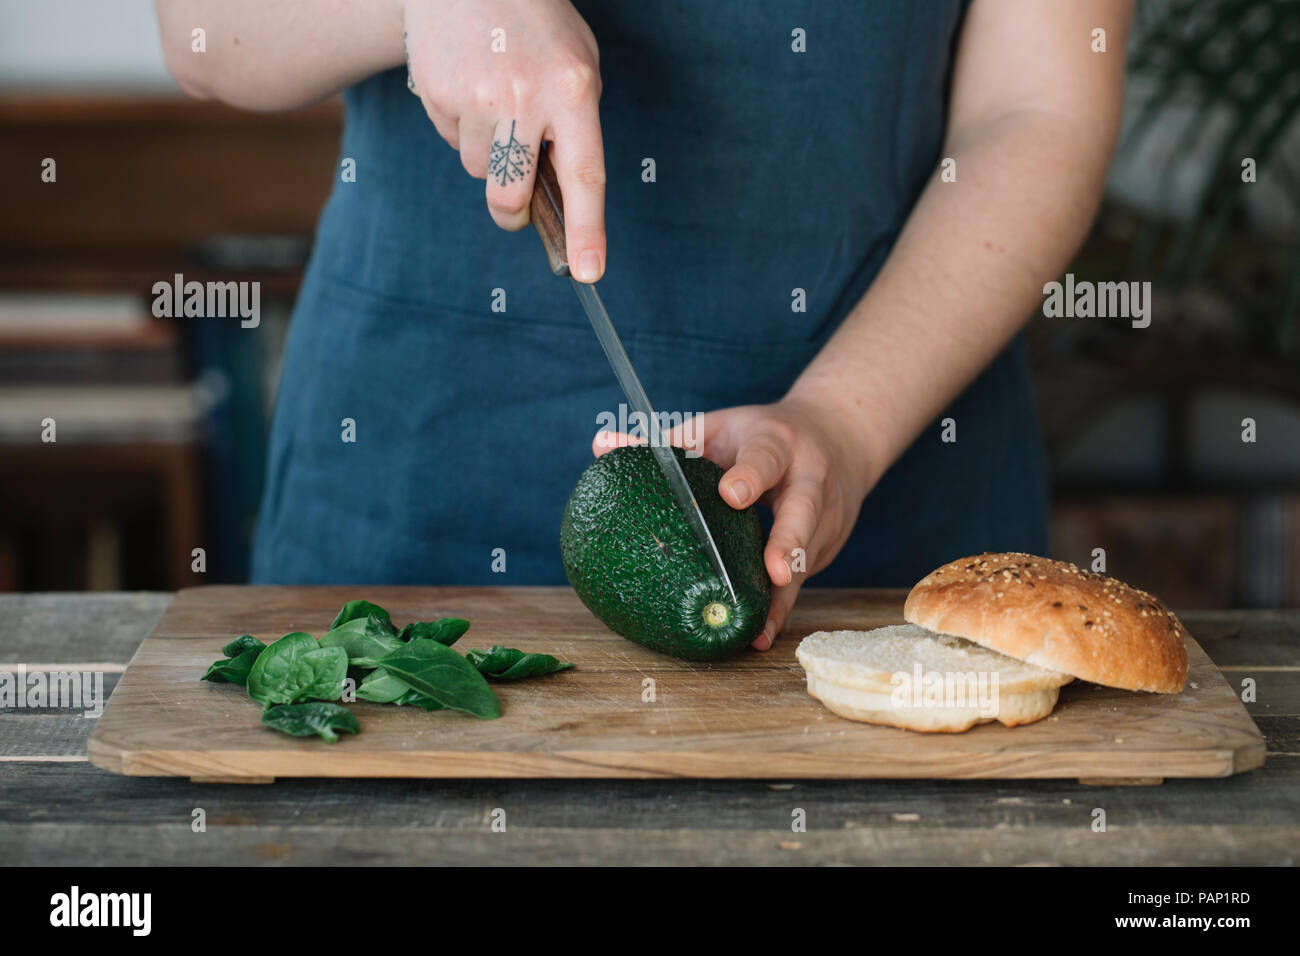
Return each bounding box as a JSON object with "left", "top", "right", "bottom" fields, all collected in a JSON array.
[{"left": 703, "top": 601, "right": 731, "bottom": 628}]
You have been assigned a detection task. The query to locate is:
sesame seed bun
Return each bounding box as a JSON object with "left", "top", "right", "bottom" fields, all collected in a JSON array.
[{"left": 903, "top": 553, "right": 1189, "bottom": 694}]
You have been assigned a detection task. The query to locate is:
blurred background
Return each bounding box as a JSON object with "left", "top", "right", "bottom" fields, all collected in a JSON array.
[{"left": 0, "top": 0, "right": 1297, "bottom": 608}]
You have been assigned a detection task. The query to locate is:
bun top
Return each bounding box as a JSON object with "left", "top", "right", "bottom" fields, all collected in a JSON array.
[{"left": 904, "top": 553, "right": 1189, "bottom": 693}]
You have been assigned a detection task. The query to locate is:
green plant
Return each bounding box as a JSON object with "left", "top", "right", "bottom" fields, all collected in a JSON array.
[
  {"left": 199, "top": 601, "right": 572, "bottom": 741},
  {"left": 221, "top": 634, "right": 266, "bottom": 657},
  {"left": 261, "top": 702, "right": 360, "bottom": 742},
  {"left": 371, "top": 640, "right": 501, "bottom": 718},
  {"left": 201, "top": 634, "right": 267, "bottom": 685},
  {"left": 246, "top": 632, "right": 349, "bottom": 706},
  {"left": 1122, "top": 0, "right": 1300, "bottom": 347},
  {"left": 329, "top": 599, "right": 397, "bottom": 635},
  {"left": 320, "top": 617, "right": 403, "bottom": 667},
  {"left": 397, "top": 618, "right": 470, "bottom": 645},
  {"left": 466, "top": 646, "right": 574, "bottom": 680}
]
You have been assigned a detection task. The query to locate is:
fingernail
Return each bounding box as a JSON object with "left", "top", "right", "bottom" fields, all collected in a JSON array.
[
  {"left": 730, "top": 480, "right": 751, "bottom": 505},
  {"left": 575, "top": 250, "right": 602, "bottom": 282},
  {"left": 761, "top": 622, "right": 776, "bottom": 648}
]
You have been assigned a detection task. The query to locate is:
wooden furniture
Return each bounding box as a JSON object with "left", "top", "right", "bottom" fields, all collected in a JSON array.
[
  {"left": 0, "top": 95, "right": 342, "bottom": 590},
  {"left": 0, "top": 96, "right": 340, "bottom": 290},
  {"left": 86, "top": 587, "right": 1263, "bottom": 784},
  {"left": 3, "top": 590, "right": 1295, "bottom": 864}
]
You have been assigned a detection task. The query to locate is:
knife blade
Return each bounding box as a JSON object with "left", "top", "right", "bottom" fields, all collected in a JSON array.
[{"left": 529, "top": 145, "right": 738, "bottom": 603}]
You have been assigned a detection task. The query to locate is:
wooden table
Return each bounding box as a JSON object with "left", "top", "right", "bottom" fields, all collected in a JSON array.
[{"left": 2, "top": 593, "right": 1296, "bottom": 865}]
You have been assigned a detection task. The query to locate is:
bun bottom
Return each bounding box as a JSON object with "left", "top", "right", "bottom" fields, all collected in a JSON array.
[{"left": 804, "top": 674, "right": 1063, "bottom": 734}]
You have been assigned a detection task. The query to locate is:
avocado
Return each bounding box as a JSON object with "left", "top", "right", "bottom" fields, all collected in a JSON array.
[{"left": 560, "top": 445, "right": 772, "bottom": 660}]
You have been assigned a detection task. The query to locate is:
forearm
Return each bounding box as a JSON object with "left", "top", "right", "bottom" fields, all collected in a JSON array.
[
  {"left": 787, "top": 109, "right": 1117, "bottom": 488},
  {"left": 156, "top": 0, "right": 405, "bottom": 109}
]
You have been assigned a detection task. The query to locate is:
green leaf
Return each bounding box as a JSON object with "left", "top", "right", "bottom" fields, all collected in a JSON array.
[
  {"left": 397, "top": 618, "right": 469, "bottom": 646},
  {"left": 396, "top": 690, "right": 446, "bottom": 711},
  {"left": 321, "top": 617, "right": 403, "bottom": 667},
  {"left": 355, "top": 668, "right": 411, "bottom": 703},
  {"left": 201, "top": 647, "right": 261, "bottom": 685},
  {"left": 466, "top": 645, "right": 574, "bottom": 681},
  {"left": 374, "top": 639, "right": 501, "bottom": 719},
  {"left": 261, "top": 702, "right": 360, "bottom": 743},
  {"left": 356, "top": 669, "right": 447, "bottom": 710},
  {"left": 221, "top": 634, "right": 266, "bottom": 658},
  {"left": 297, "top": 648, "right": 350, "bottom": 701},
  {"left": 329, "top": 599, "right": 397, "bottom": 637},
  {"left": 246, "top": 632, "right": 350, "bottom": 706}
]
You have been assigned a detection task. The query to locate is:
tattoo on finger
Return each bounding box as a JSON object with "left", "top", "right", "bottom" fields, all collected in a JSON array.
[{"left": 488, "top": 120, "right": 534, "bottom": 186}]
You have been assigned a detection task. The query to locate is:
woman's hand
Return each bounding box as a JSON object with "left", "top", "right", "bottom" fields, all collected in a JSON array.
[
  {"left": 594, "top": 397, "right": 881, "bottom": 650},
  {"left": 403, "top": 0, "right": 607, "bottom": 280}
]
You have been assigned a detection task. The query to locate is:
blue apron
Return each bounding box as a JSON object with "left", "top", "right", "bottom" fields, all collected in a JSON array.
[{"left": 251, "top": 0, "right": 1048, "bottom": 587}]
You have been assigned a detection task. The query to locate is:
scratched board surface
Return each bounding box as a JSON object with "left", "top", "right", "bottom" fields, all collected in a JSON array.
[{"left": 88, "top": 586, "right": 1265, "bottom": 782}]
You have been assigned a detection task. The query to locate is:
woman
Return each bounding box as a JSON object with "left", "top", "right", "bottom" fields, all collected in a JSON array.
[{"left": 158, "top": 0, "right": 1131, "bottom": 649}]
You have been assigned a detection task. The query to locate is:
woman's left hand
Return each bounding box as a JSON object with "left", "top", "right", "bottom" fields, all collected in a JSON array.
[{"left": 594, "top": 397, "right": 879, "bottom": 650}]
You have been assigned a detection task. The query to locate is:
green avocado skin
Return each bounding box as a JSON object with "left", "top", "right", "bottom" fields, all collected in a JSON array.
[{"left": 560, "top": 445, "right": 772, "bottom": 661}]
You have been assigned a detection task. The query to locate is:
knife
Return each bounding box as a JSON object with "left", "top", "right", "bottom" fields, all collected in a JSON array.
[{"left": 529, "top": 143, "right": 738, "bottom": 603}]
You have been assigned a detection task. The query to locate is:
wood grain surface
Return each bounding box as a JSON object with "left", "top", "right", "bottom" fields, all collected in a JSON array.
[
  {"left": 2, "top": 592, "right": 1296, "bottom": 864},
  {"left": 85, "top": 586, "right": 1265, "bottom": 783}
]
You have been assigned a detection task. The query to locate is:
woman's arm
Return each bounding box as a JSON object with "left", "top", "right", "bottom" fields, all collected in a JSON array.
[
  {"left": 784, "top": 0, "right": 1133, "bottom": 483},
  {"left": 155, "top": 1, "right": 405, "bottom": 109},
  {"left": 674, "top": 0, "right": 1134, "bottom": 648},
  {"left": 157, "top": 0, "right": 607, "bottom": 278}
]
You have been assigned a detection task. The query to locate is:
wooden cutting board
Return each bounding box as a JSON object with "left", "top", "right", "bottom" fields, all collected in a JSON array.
[{"left": 88, "top": 586, "right": 1265, "bottom": 784}]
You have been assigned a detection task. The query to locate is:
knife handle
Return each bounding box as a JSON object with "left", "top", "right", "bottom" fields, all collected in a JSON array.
[{"left": 530, "top": 143, "right": 570, "bottom": 277}]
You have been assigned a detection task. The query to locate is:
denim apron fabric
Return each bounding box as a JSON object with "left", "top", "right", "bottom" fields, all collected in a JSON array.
[{"left": 251, "top": 0, "right": 1049, "bottom": 587}]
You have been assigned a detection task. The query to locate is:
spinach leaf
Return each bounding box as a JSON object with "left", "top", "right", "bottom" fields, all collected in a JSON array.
[
  {"left": 329, "top": 599, "right": 397, "bottom": 637},
  {"left": 221, "top": 634, "right": 265, "bottom": 658},
  {"left": 356, "top": 669, "right": 447, "bottom": 710},
  {"left": 297, "top": 648, "right": 350, "bottom": 701},
  {"left": 397, "top": 617, "right": 469, "bottom": 646},
  {"left": 373, "top": 639, "right": 501, "bottom": 719},
  {"left": 321, "top": 617, "right": 403, "bottom": 667},
  {"left": 355, "top": 668, "right": 410, "bottom": 703},
  {"left": 246, "top": 632, "right": 350, "bottom": 706},
  {"left": 201, "top": 647, "right": 261, "bottom": 685},
  {"left": 396, "top": 690, "right": 446, "bottom": 711},
  {"left": 261, "top": 702, "right": 360, "bottom": 743},
  {"left": 466, "top": 646, "right": 574, "bottom": 681}
]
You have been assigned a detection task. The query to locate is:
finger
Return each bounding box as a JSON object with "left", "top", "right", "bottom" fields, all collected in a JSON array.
[
  {"left": 547, "top": 97, "right": 605, "bottom": 282},
  {"left": 484, "top": 118, "right": 542, "bottom": 230},
  {"left": 660, "top": 406, "right": 763, "bottom": 469},
  {"left": 426, "top": 105, "right": 460, "bottom": 151},
  {"left": 457, "top": 113, "right": 494, "bottom": 179},
  {"left": 662, "top": 411, "right": 726, "bottom": 463},
  {"left": 765, "top": 476, "right": 823, "bottom": 587},
  {"left": 591, "top": 430, "right": 646, "bottom": 457},
  {"left": 720, "top": 431, "right": 793, "bottom": 509},
  {"left": 754, "top": 578, "right": 804, "bottom": 651}
]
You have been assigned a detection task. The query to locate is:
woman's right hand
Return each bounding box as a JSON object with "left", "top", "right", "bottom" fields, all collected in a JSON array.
[{"left": 403, "top": 0, "right": 607, "bottom": 281}]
